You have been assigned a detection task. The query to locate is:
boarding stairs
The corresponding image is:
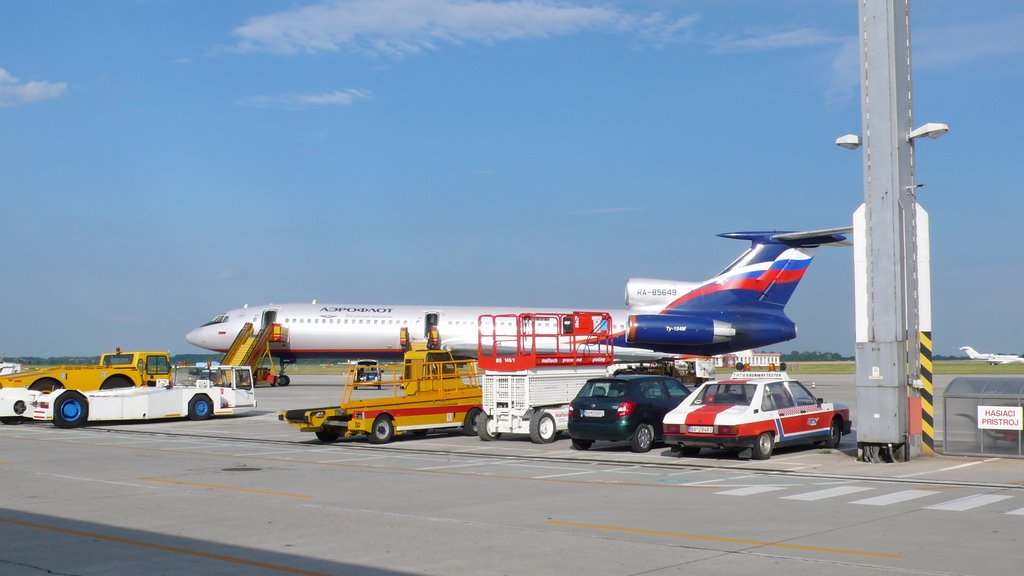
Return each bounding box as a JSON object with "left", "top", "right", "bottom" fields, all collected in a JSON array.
[{"left": 221, "top": 322, "right": 283, "bottom": 372}]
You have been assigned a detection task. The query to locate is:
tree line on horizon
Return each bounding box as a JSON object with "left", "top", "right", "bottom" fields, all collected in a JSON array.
[{"left": 6, "top": 351, "right": 981, "bottom": 366}]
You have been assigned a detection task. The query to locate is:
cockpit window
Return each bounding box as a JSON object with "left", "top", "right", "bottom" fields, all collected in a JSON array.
[{"left": 201, "top": 314, "right": 230, "bottom": 327}]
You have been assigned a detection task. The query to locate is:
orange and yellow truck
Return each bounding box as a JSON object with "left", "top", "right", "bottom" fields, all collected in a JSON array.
[{"left": 280, "top": 345, "right": 482, "bottom": 443}]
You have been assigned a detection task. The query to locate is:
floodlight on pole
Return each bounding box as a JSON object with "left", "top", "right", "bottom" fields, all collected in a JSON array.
[
  {"left": 835, "top": 133, "right": 863, "bottom": 150},
  {"left": 907, "top": 122, "right": 949, "bottom": 141}
]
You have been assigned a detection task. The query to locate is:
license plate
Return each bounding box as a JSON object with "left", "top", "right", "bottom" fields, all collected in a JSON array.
[
  {"left": 582, "top": 409, "right": 604, "bottom": 417},
  {"left": 688, "top": 425, "right": 714, "bottom": 433}
]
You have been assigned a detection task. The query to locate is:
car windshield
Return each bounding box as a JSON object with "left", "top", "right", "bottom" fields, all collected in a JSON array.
[
  {"left": 578, "top": 379, "right": 630, "bottom": 399},
  {"left": 694, "top": 383, "right": 757, "bottom": 406}
]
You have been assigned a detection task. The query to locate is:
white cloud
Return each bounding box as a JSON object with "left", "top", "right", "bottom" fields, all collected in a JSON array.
[
  {"left": 824, "top": 36, "right": 860, "bottom": 106},
  {"left": 238, "top": 88, "right": 372, "bottom": 110},
  {"left": 231, "top": 0, "right": 697, "bottom": 56},
  {"left": 914, "top": 14, "right": 1024, "bottom": 67},
  {"left": 0, "top": 68, "right": 67, "bottom": 108},
  {"left": 710, "top": 27, "right": 845, "bottom": 53}
]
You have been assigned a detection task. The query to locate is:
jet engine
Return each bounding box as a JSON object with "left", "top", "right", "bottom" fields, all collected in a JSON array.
[{"left": 626, "top": 315, "right": 736, "bottom": 346}]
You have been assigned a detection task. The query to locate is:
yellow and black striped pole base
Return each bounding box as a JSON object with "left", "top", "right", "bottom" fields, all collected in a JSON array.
[{"left": 920, "top": 331, "right": 935, "bottom": 455}]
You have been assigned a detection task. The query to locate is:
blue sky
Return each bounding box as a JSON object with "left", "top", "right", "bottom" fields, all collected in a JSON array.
[{"left": 2, "top": 0, "right": 1022, "bottom": 357}]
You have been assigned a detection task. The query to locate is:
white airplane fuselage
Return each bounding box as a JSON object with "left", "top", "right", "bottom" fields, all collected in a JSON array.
[{"left": 186, "top": 303, "right": 666, "bottom": 362}]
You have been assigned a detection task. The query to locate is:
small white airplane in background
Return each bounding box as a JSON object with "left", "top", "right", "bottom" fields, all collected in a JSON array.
[
  {"left": 960, "top": 346, "right": 1024, "bottom": 365},
  {"left": 0, "top": 361, "right": 22, "bottom": 376}
]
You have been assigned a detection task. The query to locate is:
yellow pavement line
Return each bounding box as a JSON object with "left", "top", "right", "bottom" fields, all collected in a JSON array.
[
  {"left": 547, "top": 519, "right": 904, "bottom": 559},
  {"left": 138, "top": 477, "right": 312, "bottom": 500},
  {"left": 0, "top": 516, "right": 332, "bottom": 576}
]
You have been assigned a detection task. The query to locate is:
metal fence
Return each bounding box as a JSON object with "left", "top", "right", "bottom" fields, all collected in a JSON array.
[{"left": 944, "top": 377, "right": 1024, "bottom": 457}]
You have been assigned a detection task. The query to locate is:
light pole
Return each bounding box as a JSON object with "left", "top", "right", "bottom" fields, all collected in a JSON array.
[{"left": 837, "top": 0, "right": 948, "bottom": 462}]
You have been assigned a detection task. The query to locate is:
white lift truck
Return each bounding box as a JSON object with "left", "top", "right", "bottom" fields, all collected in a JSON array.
[
  {"left": 33, "top": 364, "right": 257, "bottom": 428},
  {"left": 475, "top": 312, "right": 614, "bottom": 444}
]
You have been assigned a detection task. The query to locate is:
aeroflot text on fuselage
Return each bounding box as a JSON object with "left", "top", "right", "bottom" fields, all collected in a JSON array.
[{"left": 321, "top": 307, "right": 394, "bottom": 314}]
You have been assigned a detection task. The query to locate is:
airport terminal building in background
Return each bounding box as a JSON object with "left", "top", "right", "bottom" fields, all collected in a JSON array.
[{"left": 713, "top": 351, "right": 782, "bottom": 368}]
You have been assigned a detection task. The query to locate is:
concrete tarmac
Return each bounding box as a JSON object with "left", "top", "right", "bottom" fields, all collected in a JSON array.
[{"left": 1, "top": 373, "right": 1021, "bottom": 576}]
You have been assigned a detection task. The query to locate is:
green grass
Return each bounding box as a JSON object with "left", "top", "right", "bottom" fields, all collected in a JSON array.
[
  {"left": 20, "top": 360, "right": 1024, "bottom": 377},
  {"left": 750, "top": 361, "right": 1024, "bottom": 375}
]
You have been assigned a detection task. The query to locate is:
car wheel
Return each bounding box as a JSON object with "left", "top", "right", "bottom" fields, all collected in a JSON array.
[
  {"left": 53, "top": 391, "right": 89, "bottom": 429},
  {"left": 315, "top": 429, "right": 340, "bottom": 443},
  {"left": 752, "top": 431, "right": 774, "bottom": 460},
  {"left": 367, "top": 414, "right": 395, "bottom": 444},
  {"left": 824, "top": 417, "right": 843, "bottom": 449},
  {"left": 188, "top": 395, "right": 213, "bottom": 420},
  {"left": 571, "top": 438, "right": 593, "bottom": 450},
  {"left": 462, "top": 408, "right": 482, "bottom": 436},
  {"left": 629, "top": 423, "right": 655, "bottom": 453},
  {"left": 476, "top": 412, "right": 501, "bottom": 441},
  {"left": 529, "top": 411, "right": 557, "bottom": 444},
  {"left": 278, "top": 375, "right": 290, "bottom": 387}
]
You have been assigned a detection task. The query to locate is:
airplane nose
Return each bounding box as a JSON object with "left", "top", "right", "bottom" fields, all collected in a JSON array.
[{"left": 185, "top": 328, "right": 205, "bottom": 347}]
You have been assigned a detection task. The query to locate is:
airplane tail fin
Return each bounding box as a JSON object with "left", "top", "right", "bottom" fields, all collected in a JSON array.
[
  {"left": 666, "top": 228, "right": 850, "bottom": 313},
  {"left": 960, "top": 346, "right": 981, "bottom": 359}
]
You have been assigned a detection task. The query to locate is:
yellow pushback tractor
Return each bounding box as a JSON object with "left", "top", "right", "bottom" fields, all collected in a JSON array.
[
  {"left": 0, "top": 349, "right": 172, "bottom": 393},
  {"left": 280, "top": 345, "right": 482, "bottom": 443}
]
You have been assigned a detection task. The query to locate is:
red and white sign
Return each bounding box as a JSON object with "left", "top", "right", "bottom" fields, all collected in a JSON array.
[{"left": 977, "top": 406, "right": 1023, "bottom": 431}]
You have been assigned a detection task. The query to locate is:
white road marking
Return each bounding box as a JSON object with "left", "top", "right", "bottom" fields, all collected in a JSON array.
[
  {"left": 715, "top": 485, "right": 790, "bottom": 496},
  {"left": 896, "top": 458, "right": 999, "bottom": 478},
  {"left": 781, "top": 486, "right": 873, "bottom": 501},
  {"left": 230, "top": 448, "right": 312, "bottom": 457},
  {"left": 417, "top": 460, "right": 497, "bottom": 471},
  {"left": 850, "top": 490, "right": 940, "bottom": 506},
  {"left": 316, "top": 455, "right": 390, "bottom": 463},
  {"left": 533, "top": 465, "right": 653, "bottom": 480},
  {"left": 925, "top": 494, "right": 1013, "bottom": 512}
]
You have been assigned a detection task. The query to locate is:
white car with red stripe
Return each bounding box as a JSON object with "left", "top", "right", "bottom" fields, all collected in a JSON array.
[{"left": 662, "top": 372, "right": 851, "bottom": 459}]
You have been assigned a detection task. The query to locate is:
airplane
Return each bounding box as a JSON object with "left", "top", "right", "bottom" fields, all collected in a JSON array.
[
  {"left": 186, "top": 228, "right": 849, "bottom": 385},
  {"left": 959, "top": 346, "right": 1024, "bottom": 365}
]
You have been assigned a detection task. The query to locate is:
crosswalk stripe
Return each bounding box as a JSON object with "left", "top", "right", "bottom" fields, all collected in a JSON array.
[
  {"left": 851, "top": 490, "right": 940, "bottom": 506},
  {"left": 781, "top": 486, "right": 872, "bottom": 501},
  {"left": 715, "top": 486, "right": 790, "bottom": 496},
  {"left": 925, "top": 494, "right": 1013, "bottom": 512}
]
